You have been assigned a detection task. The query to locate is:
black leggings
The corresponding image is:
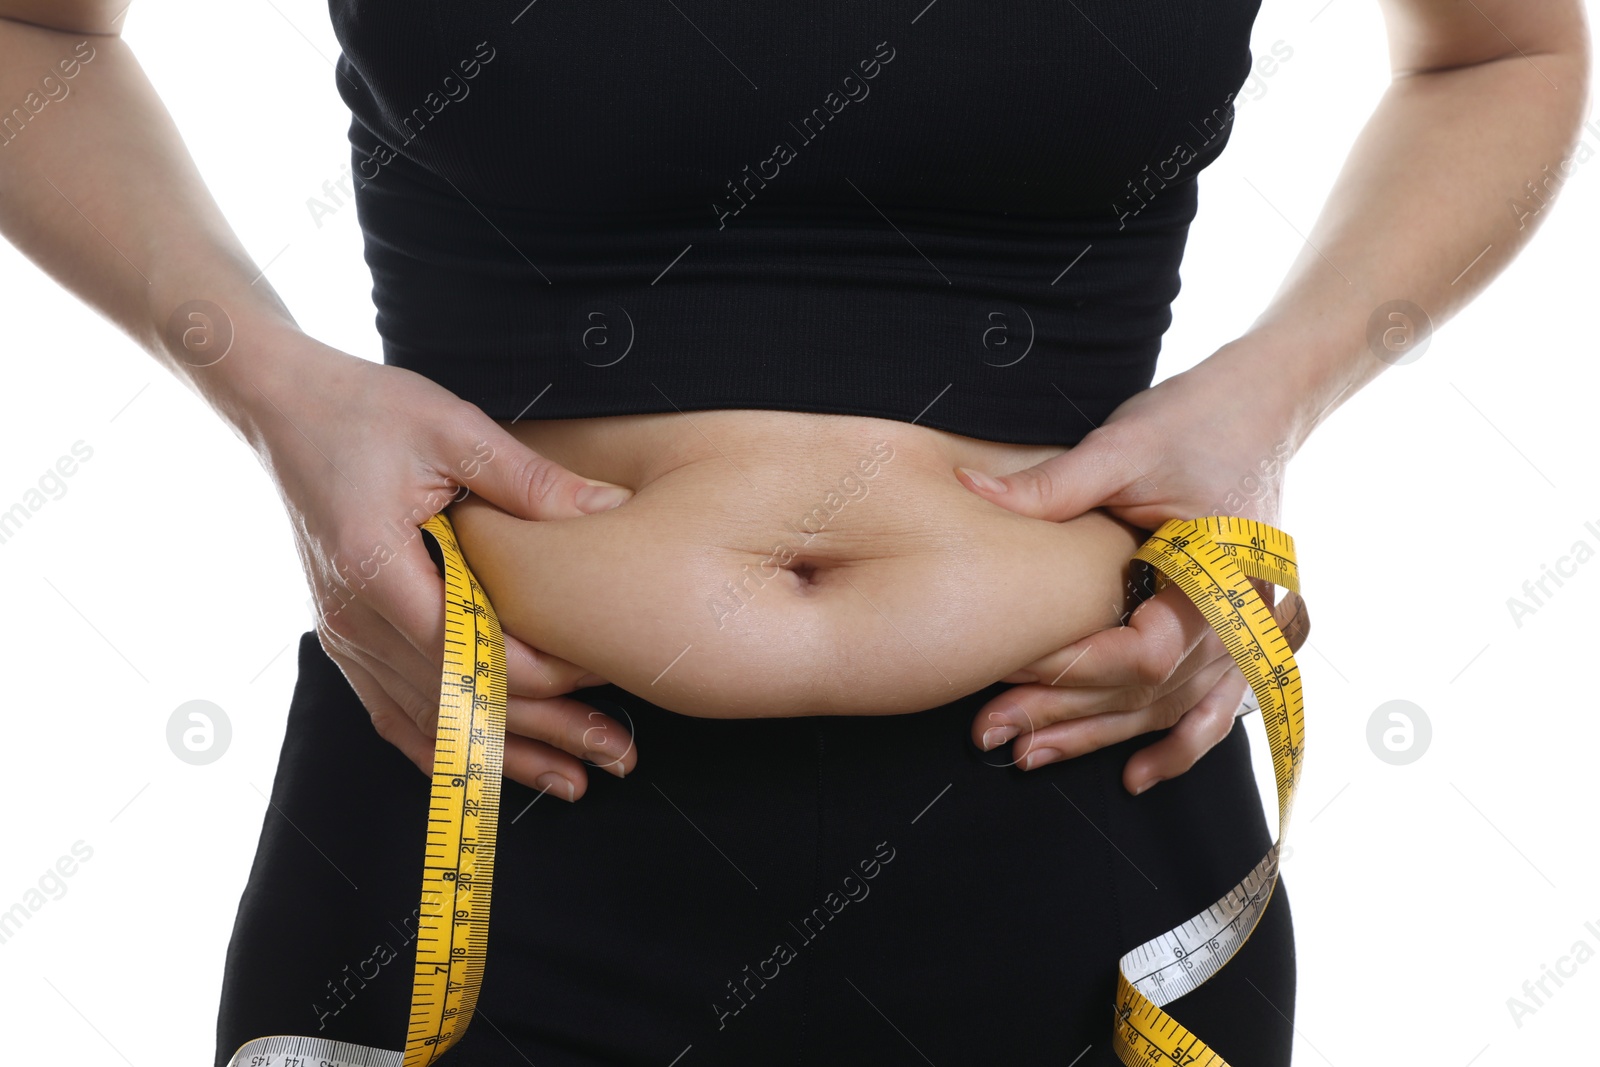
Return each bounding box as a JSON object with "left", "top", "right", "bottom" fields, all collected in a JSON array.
[{"left": 216, "top": 631, "right": 1295, "bottom": 1066}]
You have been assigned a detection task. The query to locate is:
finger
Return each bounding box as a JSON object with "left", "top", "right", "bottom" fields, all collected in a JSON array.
[
  {"left": 321, "top": 642, "right": 436, "bottom": 776},
  {"left": 449, "top": 411, "right": 634, "bottom": 519},
  {"left": 987, "top": 646, "right": 1229, "bottom": 744},
  {"left": 1121, "top": 668, "right": 1248, "bottom": 795},
  {"left": 504, "top": 695, "right": 637, "bottom": 778},
  {"left": 329, "top": 519, "right": 604, "bottom": 705},
  {"left": 315, "top": 566, "right": 598, "bottom": 809},
  {"left": 339, "top": 631, "right": 443, "bottom": 740},
  {"left": 323, "top": 526, "right": 627, "bottom": 789},
  {"left": 334, "top": 487, "right": 614, "bottom": 707},
  {"left": 320, "top": 526, "right": 450, "bottom": 694},
  {"left": 1005, "top": 656, "right": 1237, "bottom": 770},
  {"left": 1110, "top": 589, "right": 1305, "bottom": 790},
  {"left": 503, "top": 632, "right": 610, "bottom": 699},
  {"left": 332, "top": 573, "right": 603, "bottom": 737},
  {"left": 352, "top": 633, "right": 612, "bottom": 800},
  {"left": 349, "top": 625, "right": 633, "bottom": 784},
  {"left": 502, "top": 734, "right": 592, "bottom": 801},
  {"left": 352, "top": 526, "right": 556, "bottom": 739},
  {"left": 331, "top": 624, "right": 601, "bottom": 801},
  {"left": 953, "top": 429, "right": 1134, "bottom": 523},
  {"left": 1007, "top": 583, "right": 1218, "bottom": 688},
  {"left": 979, "top": 647, "right": 1233, "bottom": 746},
  {"left": 322, "top": 586, "right": 463, "bottom": 712},
  {"left": 351, "top": 599, "right": 607, "bottom": 710}
]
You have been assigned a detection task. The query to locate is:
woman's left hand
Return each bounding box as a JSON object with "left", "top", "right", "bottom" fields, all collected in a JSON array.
[{"left": 956, "top": 339, "right": 1304, "bottom": 794}]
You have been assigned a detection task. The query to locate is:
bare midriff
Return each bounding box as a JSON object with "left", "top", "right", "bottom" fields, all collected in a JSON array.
[{"left": 447, "top": 410, "right": 1143, "bottom": 719}]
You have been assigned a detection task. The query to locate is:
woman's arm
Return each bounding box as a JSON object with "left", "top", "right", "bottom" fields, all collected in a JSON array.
[
  {"left": 1238, "top": 0, "right": 1592, "bottom": 445},
  {"left": 959, "top": 0, "right": 1592, "bottom": 791},
  {"left": 0, "top": 4, "right": 297, "bottom": 432},
  {"left": 0, "top": 4, "right": 641, "bottom": 799}
]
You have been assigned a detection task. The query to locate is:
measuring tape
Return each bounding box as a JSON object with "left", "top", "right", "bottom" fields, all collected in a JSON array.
[
  {"left": 1112, "top": 515, "right": 1305, "bottom": 1067},
  {"left": 226, "top": 512, "right": 1301, "bottom": 1067},
  {"left": 228, "top": 512, "right": 507, "bottom": 1067}
]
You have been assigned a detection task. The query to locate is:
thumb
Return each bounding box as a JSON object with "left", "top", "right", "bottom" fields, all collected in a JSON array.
[
  {"left": 954, "top": 434, "right": 1129, "bottom": 522},
  {"left": 457, "top": 420, "right": 633, "bottom": 521}
]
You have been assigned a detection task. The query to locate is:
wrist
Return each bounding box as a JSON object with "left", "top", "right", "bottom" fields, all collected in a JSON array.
[
  {"left": 1205, "top": 319, "right": 1381, "bottom": 455},
  {"left": 153, "top": 302, "right": 338, "bottom": 453},
  {"left": 140, "top": 241, "right": 327, "bottom": 446}
]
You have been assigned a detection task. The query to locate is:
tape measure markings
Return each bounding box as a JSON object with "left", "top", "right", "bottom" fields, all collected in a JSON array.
[
  {"left": 1113, "top": 516, "right": 1306, "bottom": 1067},
  {"left": 228, "top": 512, "right": 507, "bottom": 1067}
]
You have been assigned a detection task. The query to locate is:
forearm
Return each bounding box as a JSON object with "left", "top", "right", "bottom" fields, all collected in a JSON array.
[
  {"left": 0, "top": 15, "right": 303, "bottom": 443},
  {"left": 1222, "top": 39, "right": 1591, "bottom": 449}
]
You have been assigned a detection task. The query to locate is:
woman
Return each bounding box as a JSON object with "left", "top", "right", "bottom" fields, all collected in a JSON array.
[{"left": 0, "top": 1, "right": 1587, "bottom": 1064}]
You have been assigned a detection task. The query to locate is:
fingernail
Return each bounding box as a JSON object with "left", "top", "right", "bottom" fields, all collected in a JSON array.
[
  {"left": 575, "top": 484, "right": 630, "bottom": 513},
  {"left": 584, "top": 751, "right": 626, "bottom": 778},
  {"left": 1133, "top": 777, "right": 1164, "bottom": 796},
  {"left": 535, "top": 772, "right": 576, "bottom": 801},
  {"left": 956, "top": 466, "right": 1006, "bottom": 494},
  {"left": 982, "top": 725, "right": 1020, "bottom": 751},
  {"left": 1021, "top": 747, "right": 1061, "bottom": 771}
]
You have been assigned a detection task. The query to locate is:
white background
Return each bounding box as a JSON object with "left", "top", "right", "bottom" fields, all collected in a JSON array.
[{"left": 1, "top": 1, "right": 1596, "bottom": 1063}]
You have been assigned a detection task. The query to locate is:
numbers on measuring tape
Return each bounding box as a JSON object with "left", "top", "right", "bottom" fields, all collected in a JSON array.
[
  {"left": 227, "top": 513, "right": 507, "bottom": 1067},
  {"left": 1111, "top": 517, "right": 1305, "bottom": 1067}
]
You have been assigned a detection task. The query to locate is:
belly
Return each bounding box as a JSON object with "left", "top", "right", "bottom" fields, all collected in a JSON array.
[{"left": 447, "top": 410, "right": 1143, "bottom": 718}]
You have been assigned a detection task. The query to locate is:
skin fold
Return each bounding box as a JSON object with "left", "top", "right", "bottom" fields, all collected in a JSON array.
[{"left": 449, "top": 410, "right": 1145, "bottom": 718}]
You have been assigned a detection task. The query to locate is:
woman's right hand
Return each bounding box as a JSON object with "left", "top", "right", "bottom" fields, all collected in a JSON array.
[{"left": 234, "top": 330, "right": 640, "bottom": 800}]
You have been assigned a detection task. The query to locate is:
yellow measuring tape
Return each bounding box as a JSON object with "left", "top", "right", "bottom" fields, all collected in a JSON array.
[
  {"left": 226, "top": 512, "right": 1302, "bottom": 1066},
  {"left": 1113, "top": 516, "right": 1305, "bottom": 1067},
  {"left": 228, "top": 513, "right": 507, "bottom": 1067}
]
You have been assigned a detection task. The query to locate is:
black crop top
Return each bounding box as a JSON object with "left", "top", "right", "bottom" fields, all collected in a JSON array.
[{"left": 328, "top": 1, "right": 1261, "bottom": 445}]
